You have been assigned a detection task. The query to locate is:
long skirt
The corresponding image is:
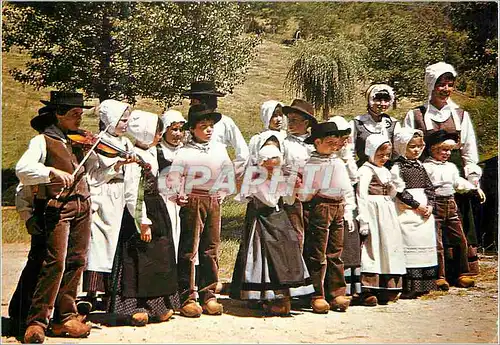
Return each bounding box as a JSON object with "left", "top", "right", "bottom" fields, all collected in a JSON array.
[
  {"left": 360, "top": 195, "right": 406, "bottom": 292},
  {"left": 84, "top": 180, "right": 126, "bottom": 294},
  {"left": 397, "top": 189, "right": 438, "bottom": 293},
  {"left": 342, "top": 220, "right": 361, "bottom": 296},
  {"left": 109, "top": 194, "right": 180, "bottom": 317},
  {"left": 230, "top": 199, "right": 314, "bottom": 301}
]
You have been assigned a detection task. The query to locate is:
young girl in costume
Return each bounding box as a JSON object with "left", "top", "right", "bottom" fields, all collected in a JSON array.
[
  {"left": 109, "top": 110, "right": 178, "bottom": 326},
  {"left": 231, "top": 132, "right": 313, "bottom": 316},
  {"left": 357, "top": 134, "right": 406, "bottom": 306},
  {"left": 81, "top": 100, "right": 134, "bottom": 313},
  {"left": 391, "top": 128, "right": 438, "bottom": 298}
]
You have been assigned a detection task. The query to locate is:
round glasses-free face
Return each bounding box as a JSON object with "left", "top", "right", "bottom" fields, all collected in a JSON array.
[
  {"left": 286, "top": 112, "right": 309, "bottom": 135},
  {"left": 191, "top": 119, "right": 215, "bottom": 143},
  {"left": 432, "top": 76, "right": 455, "bottom": 101},
  {"left": 164, "top": 122, "right": 185, "bottom": 147},
  {"left": 369, "top": 95, "right": 391, "bottom": 115},
  {"left": 114, "top": 108, "right": 131, "bottom": 136},
  {"left": 268, "top": 106, "right": 284, "bottom": 131},
  {"left": 405, "top": 136, "right": 425, "bottom": 160},
  {"left": 372, "top": 143, "right": 392, "bottom": 167},
  {"left": 57, "top": 107, "right": 83, "bottom": 132}
]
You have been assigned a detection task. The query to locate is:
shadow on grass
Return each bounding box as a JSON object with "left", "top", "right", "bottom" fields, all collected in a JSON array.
[{"left": 2, "top": 168, "right": 18, "bottom": 206}]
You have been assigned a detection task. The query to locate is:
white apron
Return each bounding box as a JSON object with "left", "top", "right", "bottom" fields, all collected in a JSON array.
[
  {"left": 396, "top": 188, "right": 438, "bottom": 268},
  {"left": 360, "top": 195, "right": 407, "bottom": 275}
]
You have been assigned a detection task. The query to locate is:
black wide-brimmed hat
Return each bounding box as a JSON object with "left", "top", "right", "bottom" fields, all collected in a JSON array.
[
  {"left": 425, "top": 129, "right": 459, "bottom": 148},
  {"left": 181, "top": 81, "right": 226, "bottom": 97},
  {"left": 30, "top": 106, "right": 57, "bottom": 132},
  {"left": 282, "top": 99, "right": 318, "bottom": 126},
  {"left": 184, "top": 103, "right": 222, "bottom": 129},
  {"left": 304, "top": 121, "right": 350, "bottom": 144},
  {"left": 40, "top": 91, "right": 92, "bottom": 108}
]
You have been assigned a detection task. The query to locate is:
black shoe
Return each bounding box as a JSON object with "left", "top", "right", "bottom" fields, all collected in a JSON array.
[{"left": 76, "top": 300, "right": 93, "bottom": 315}]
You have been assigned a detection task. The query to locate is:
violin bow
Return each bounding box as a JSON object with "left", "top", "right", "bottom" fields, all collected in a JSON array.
[{"left": 53, "top": 122, "right": 114, "bottom": 201}]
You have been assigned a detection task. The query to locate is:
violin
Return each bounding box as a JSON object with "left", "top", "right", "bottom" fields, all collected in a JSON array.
[{"left": 67, "top": 129, "right": 151, "bottom": 171}]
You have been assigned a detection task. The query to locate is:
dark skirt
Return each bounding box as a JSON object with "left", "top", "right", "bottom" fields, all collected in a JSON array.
[
  {"left": 230, "top": 199, "right": 314, "bottom": 301},
  {"left": 342, "top": 220, "right": 362, "bottom": 296},
  {"left": 83, "top": 271, "right": 111, "bottom": 293},
  {"left": 403, "top": 266, "right": 438, "bottom": 293},
  {"left": 109, "top": 193, "right": 180, "bottom": 316}
]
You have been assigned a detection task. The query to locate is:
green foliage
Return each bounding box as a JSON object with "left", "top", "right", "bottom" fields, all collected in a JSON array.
[
  {"left": 2, "top": 2, "right": 260, "bottom": 104},
  {"left": 460, "top": 96, "right": 498, "bottom": 161},
  {"left": 2, "top": 208, "right": 30, "bottom": 243},
  {"left": 362, "top": 12, "right": 454, "bottom": 99},
  {"left": 449, "top": 2, "right": 498, "bottom": 97},
  {"left": 286, "top": 37, "right": 367, "bottom": 119}
]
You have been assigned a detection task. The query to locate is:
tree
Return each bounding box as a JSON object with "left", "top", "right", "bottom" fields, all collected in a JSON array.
[
  {"left": 2, "top": 2, "right": 260, "bottom": 104},
  {"left": 285, "top": 37, "right": 366, "bottom": 120}
]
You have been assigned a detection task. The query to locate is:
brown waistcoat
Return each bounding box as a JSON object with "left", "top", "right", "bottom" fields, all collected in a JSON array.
[{"left": 42, "top": 135, "right": 90, "bottom": 199}]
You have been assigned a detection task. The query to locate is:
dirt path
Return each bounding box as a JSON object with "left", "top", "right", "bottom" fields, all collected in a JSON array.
[{"left": 1, "top": 243, "right": 498, "bottom": 343}]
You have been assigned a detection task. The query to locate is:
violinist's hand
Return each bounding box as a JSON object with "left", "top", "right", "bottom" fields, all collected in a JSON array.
[
  {"left": 476, "top": 188, "right": 486, "bottom": 204},
  {"left": 140, "top": 224, "right": 152, "bottom": 242},
  {"left": 114, "top": 154, "right": 138, "bottom": 172},
  {"left": 49, "top": 168, "right": 74, "bottom": 188},
  {"left": 176, "top": 194, "right": 189, "bottom": 206}
]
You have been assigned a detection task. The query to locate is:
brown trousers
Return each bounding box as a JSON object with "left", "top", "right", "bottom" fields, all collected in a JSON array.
[
  {"left": 304, "top": 196, "right": 346, "bottom": 299},
  {"left": 177, "top": 193, "right": 221, "bottom": 304},
  {"left": 27, "top": 197, "right": 91, "bottom": 329},
  {"left": 284, "top": 198, "right": 305, "bottom": 252},
  {"left": 434, "top": 196, "right": 470, "bottom": 281}
]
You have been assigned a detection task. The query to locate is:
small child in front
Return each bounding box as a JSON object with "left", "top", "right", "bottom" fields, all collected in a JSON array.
[
  {"left": 299, "top": 121, "right": 355, "bottom": 313},
  {"left": 423, "top": 129, "right": 486, "bottom": 290},
  {"left": 357, "top": 134, "right": 406, "bottom": 306}
]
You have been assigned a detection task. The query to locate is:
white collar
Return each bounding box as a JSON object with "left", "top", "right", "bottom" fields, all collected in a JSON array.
[{"left": 424, "top": 99, "right": 461, "bottom": 131}]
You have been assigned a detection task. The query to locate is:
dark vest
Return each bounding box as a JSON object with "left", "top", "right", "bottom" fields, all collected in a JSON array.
[
  {"left": 412, "top": 106, "right": 465, "bottom": 169},
  {"left": 43, "top": 135, "right": 90, "bottom": 199},
  {"left": 354, "top": 115, "right": 398, "bottom": 167}
]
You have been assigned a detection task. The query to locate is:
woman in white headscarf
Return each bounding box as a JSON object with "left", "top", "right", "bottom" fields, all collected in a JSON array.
[
  {"left": 157, "top": 109, "right": 186, "bottom": 258},
  {"left": 247, "top": 100, "right": 286, "bottom": 166},
  {"left": 350, "top": 84, "right": 401, "bottom": 167},
  {"left": 109, "top": 110, "right": 178, "bottom": 326},
  {"left": 391, "top": 128, "right": 438, "bottom": 298},
  {"left": 357, "top": 134, "right": 406, "bottom": 306},
  {"left": 403, "top": 62, "right": 482, "bottom": 275},
  {"left": 81, "top": 99, "right": 134, "bottom": 312}
]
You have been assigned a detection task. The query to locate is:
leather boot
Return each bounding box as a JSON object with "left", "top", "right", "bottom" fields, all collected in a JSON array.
[
  {"left": 179, "top": 300, "right": 203, "bottom": 318},
  {"left": 157, "top": 309, "right": 174, "bottom": 323},
  {"left": 202, "top": 298, "right": 224, "bottom": 315},
  {"left": 456, "top": 275, "right": 475, "bottom": 288},
  {"left": 130, "top": 312, "right": 148, "bottom": 326},
  {"left": 311, "top": 297, "right": 330, "bottom": 314},
  {"left": 436, "top": 278, "right": 450, "bottom": 291},
  {"left": 49, "top": 319, "right": 91, "bottom": 338},
  {"left": 330, "top": 295, "right": 350, "bottom": 312},
  {"left": 24, "top": 324, "right": 45, "bottom": 344},
  {"left": 266, "top": 298, "right": 291, "bottom": 316}
]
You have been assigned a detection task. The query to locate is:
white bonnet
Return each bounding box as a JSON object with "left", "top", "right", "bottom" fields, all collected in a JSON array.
[
  {"left": 99, "top": 99, "right": 130, "bottom": 134},
  {"left": 258, "top": 144, "right": 282, "bottom": 165},
  {"left": 366, "top": 84, "right": 395, "bottom": 107},
  {"left": 161, "top": 109, "right": 186, "bottom": 134},
  {"left": 393, "top": 128, "right": 424, "bottom": 158},
  {"left": 260, "top": 100, "right": 284, "bottom": 130},
  {"left": 128, "top": 110, "right": 159, "bottom": 145},
  {"left": 365, "top": 133, "right": 391, "bottom": 162},
  {"left": 327, "top": 115, "right": 351, "bottom": 131},
  {"left": 425, "top": 62, "right": 457, "bottom": 96}
]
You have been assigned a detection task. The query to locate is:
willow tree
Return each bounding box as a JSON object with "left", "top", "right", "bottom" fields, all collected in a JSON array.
[
  {"left": 2, "top": 2, "right": 260, "bottom": 104},
  {"left": 285, "top": 37, "right": 366, "bottom": 120}
]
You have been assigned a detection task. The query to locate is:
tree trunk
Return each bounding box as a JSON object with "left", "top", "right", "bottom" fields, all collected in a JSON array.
[
  {"left": 95, "top": 12, "right": 113, "bottom": 102},
  {"left": 322, "top": 105, "right": 330, "bottom": 121}
]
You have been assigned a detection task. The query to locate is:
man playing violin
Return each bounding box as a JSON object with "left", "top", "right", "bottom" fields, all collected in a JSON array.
[{"left": 13, "top": 91, "right": 95, "bottom": 343}]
